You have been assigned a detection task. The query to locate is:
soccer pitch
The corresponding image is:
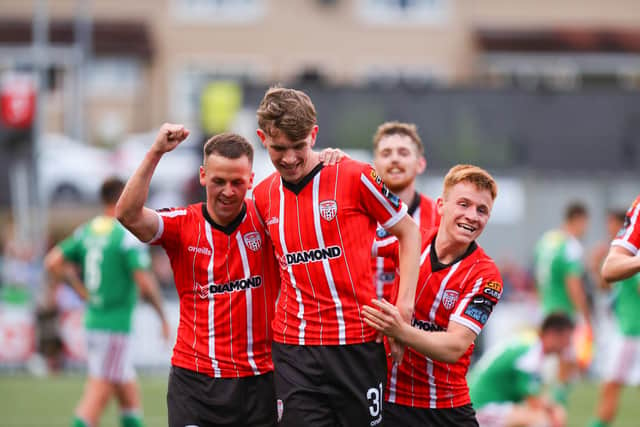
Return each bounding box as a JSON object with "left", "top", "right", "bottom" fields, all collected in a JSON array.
[{"left": 0, "top": 375, "right": 638, "bottom": 427}]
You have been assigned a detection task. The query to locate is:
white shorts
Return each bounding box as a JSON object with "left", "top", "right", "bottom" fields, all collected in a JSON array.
[
  {"left": 87, "top": 330, "right": 136, "bottom": 383},
  {"left": 475, "top": 402, "right": 514, "bottom": 427},
  {"left": 602, "top": 332, "right": 640, "bottom": 385}
]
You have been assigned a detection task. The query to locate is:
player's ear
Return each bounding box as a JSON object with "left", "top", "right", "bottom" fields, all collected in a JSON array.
[
  {"left": 309, "top": 125, "right": 319, "bottom": 148},
  {"left": 417, "top": 155, "right": 426, "bottom": 175},
  {"left": 199, "top": 165, "right": 206, "bottom": 187},
  {"left": 257, "top": 129, "right": 267, "bottom": 147},
  {"left": 248, "top": 172, "right": 255, "bottom": 190},
  {"left": 436, "top": 196, "right": 444, "bottom": 216}
]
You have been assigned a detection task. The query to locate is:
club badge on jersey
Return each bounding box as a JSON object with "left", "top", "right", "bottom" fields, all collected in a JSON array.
[
  {"left": 319, "top": 200, "right": 338, "bottom": 221},
  {"left": 243, "top": 232, "right": 262, "bottom": 252},
  {"left": 442, "top": 290, "right": 459, "bottom": 310}
]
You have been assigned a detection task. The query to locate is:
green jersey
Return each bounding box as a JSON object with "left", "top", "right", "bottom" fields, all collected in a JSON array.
[
  {"left": 611, "top": 273, "right": 640, "bottom": 336},
  {"left": 534, "top": 230, "right": 584, "bottom": 316},
  {"left": 59, "top": 215, "right": 151, "bottom": 333},
  {"left": 469, "top": 335, "right": 544, "bottom": 409}
]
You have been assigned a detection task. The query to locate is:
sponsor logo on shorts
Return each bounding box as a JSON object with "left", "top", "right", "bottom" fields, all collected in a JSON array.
[
  {"left": 280, "top": 246, "right": 342, "bottom": 269},
  {"left": 277, "top": 399, "right": 284, "bottom": 422},
  {"left": 243, "top": 232, "right": 262, "bottom": 252},
  {"left": 197, "top": 276, "right": 263, "bottom": 298},
  {"left": 319, "top": 200, "right": 337, "bottom": 221},
  {"left": 442, "top": 290, "right": 459, "bottom": 310}
]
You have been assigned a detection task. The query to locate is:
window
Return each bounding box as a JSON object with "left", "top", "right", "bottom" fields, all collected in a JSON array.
[
  {"left": 358, "top": 0, "right": 449, "bottom": 25},
  {"left": 172, "top": 0, "right": 264, "bottom": 23}
]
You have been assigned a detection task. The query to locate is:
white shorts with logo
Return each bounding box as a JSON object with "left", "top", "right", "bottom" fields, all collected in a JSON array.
[
  {"left": 475, "top": 402, "right": 514, "bottom": 427},
  {"left": 87, "top": 330, "right": 136, "bottom": 383},
  {"left": 602, "top": 332, "right": 640, "bottom": 385}
]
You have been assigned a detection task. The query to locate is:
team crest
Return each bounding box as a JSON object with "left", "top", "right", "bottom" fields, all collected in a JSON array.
[
  {"left": 319, "top": 200, "right": 338, "bottom": 221},
  {"left": 442, "top": 290, "right": 459, "bottom": 310},
  {"left": 243, "top": 232, "right": 262, "bottom": 252}
]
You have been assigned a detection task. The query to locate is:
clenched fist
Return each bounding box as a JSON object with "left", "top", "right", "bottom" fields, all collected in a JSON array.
[{"left": 152, "top": 123, "right": 190, "bottom": 155}]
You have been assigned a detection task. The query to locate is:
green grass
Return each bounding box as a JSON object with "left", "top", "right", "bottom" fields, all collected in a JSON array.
[
  {"left": 0, "top": 374, "right": 168, "bottom": 427},
  {"left": 0, "top": 375, "right": 639, "bottom": 426}
]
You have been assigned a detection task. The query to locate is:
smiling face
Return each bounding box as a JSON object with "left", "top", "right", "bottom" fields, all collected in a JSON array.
[
  {"left": 437, "top": 181, "right": 494, "bottom": 245},
  {"left": 199, "top": 153, "right": 254, "bottom": 225},
  {"left": 373, "top": 134, "right": 426, "bottom": 193},
  {"left": 257, "top": 126, "right": 318, "bottom": 184}
]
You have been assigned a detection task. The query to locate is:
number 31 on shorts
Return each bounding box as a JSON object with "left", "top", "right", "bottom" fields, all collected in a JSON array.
[{"left": 367, "top": 382, "right": 383, "bottom": 425}]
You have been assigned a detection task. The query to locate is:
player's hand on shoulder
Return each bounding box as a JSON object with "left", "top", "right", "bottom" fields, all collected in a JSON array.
[
  {"left": 153, "top": 123, "right": 190, "bottom": 154},
  {"left": 319, "top": 148, "right": 349, "bottom": 166}
]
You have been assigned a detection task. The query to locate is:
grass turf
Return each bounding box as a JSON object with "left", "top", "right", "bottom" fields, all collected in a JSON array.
[{"left": 0, "top": 375, "right": 638, "bottom": 426}]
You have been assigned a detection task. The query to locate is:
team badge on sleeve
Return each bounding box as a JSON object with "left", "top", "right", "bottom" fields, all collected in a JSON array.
[
  {"left": 442, "top": 290, "right": 459, "bottom": 310},
  {"left": 243, "top": 232, "right": 262, "bottom": 252},
  {"left": 319, "top": 200, "right": 338, "bottom": 221}
]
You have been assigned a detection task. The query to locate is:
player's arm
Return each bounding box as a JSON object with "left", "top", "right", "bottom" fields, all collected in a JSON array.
[
  {"left": 385, "top": 215, "right": 420, "bottom": 321},
  {"left": 565, "top": 274, "right": 591, "bottom": 326},
  {"left": 43, "top": 246, "right": 88, "bottom": 300},
  {"left": 363, "top": 298, "right": 476, "bottom": 364},
  {"left": 601, "top": 245, "right": 640, "bottom": 283},
  {"left": 133, "top": 269, "right": 170, "bottom": 340},
  {"left": 116, "top": 123, "right": 190, "bottom": 242}
]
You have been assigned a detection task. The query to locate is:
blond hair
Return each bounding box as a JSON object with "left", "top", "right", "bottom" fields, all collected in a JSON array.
[
  {"left": 373, "top": 121, "right": 423, "bottom": 155},
  {"left": 256, "top": 86, "right": 317, "bottom": 141},
  {"left": 442, "top": 164, "right": 497, "bottom": 201}
]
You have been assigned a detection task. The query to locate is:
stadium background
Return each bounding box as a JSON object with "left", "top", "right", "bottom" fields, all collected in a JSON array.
[{"left": 1, "top": 1, "right": 639, "bottom": 426}]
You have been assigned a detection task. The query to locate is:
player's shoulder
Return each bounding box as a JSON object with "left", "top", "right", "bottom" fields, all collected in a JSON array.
[
  {"left": 327, "top": 158, "right": 371, "bottom": 177},
  {"left": 245, "top": 198, "right": 265, "bottom": 223},
  {"left": 253, "top": 171, "right": 281, "bottom": 194},
  {"left": 468, "top": 245, "right": 501, "bottom": 276}
]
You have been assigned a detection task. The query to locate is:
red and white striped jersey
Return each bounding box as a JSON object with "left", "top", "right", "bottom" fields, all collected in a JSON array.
[
  {"left": 149, "top": 201, "right": 279, "bottom": 378},
  {"left": 612, "top": 194, "right": 640, "bottom": 256},
  {"left": 374, "top": 228, "right": 503, "bottom": 409},
  {"left": 252, "top": 159, "right": 408, "bottom": 346},
  {"left": 372, "top": 192, "right": 439, "bottom": 301}
]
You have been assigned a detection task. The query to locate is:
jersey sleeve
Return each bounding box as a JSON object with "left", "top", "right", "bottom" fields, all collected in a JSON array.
[
  {"left": 122, "top": 229, "right": 152, "bottom": 272},
  {"left": 612, "top": 195, "right": 640, "bottom": 256},
  {"left": 357, "top": 163, "right": 408, "bottom": 230},
  {"left": 58, "top": 225, "right": 84, "bottom": 263},
  {"left": 450, "top": 263, "right": 503, "bottom": 335},
  {"left": 149, "top": 206, "right": 188, "bottom": 250}
]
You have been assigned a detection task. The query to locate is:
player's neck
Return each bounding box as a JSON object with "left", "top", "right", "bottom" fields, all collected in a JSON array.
[
  {"left": 393, "top": 184, "right": 418, "bottom": 207},
  {"left": 433, "top": 232, "right": 471, "bottom": 264}
]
